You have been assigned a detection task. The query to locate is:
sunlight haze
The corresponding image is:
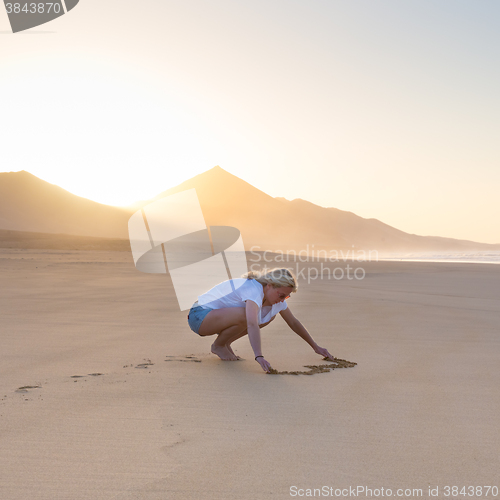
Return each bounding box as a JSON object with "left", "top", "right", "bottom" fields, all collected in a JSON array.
[{"left": 1, "top": 0, "right": 499, "bottom": 243}]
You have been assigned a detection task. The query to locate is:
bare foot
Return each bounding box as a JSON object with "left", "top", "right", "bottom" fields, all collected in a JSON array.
[
  {"left": 226, "top": 344, "right": 242, "bottom": 360},
  {"left": 211, "top": 343, "right": 238, "bottom": 361}
]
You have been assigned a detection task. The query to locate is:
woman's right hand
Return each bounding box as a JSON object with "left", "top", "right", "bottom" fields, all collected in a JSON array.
[{"left": 256, "top": 357, "right": 272, "bottom": 373}]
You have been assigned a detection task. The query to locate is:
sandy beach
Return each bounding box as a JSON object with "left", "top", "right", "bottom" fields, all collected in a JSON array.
[
  {"left": 0, "top": 249, "right": 498, "bottom": 499},
  {"left": 3, "top": 0, "right": 499, "bottom": 498}
]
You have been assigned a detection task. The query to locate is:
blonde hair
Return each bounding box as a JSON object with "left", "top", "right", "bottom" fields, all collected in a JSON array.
[{"left": 242, "top": 268, "right": 298, "bottom": 293}]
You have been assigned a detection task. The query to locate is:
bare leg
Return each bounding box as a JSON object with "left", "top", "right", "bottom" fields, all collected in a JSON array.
[
  {"left": 198, "top": 308, "right": 246, "bottom": 337},
  {"left": 198, "top": 308, "right": 275, "bottom": 362},
  {"left": 211, "top": 323, "right": 247, "bottom": 361},
  {"left": 197, "top": 308, "right": 247, "bottom": 361},
  {"left": 225, "top": 317, "right": 276, "bottom": 360},
  {"left": 226, "top": 329, "right": 248, "bottom": 359}
]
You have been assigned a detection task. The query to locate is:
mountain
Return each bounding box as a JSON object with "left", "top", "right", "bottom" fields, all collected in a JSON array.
[
  {"left": 0, "top": 171, "right": 131, "bottom": 238},
  {"left": 141, "top": 166, "right": 499, "bottom": 253},
  {"left": 0, "top": 167, "right": 498, "bottom": 253}
]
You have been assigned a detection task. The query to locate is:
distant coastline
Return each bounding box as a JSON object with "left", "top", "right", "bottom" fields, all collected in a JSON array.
[{"left": 378, "top": 251, "right": 500, "bottom": 265}]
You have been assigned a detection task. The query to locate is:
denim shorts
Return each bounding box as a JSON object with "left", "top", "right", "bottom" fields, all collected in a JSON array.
[{"left": 187, "top": 302, "right": 213, "bottom": 335}]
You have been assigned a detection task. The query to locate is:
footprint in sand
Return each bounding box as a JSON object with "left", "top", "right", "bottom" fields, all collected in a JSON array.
[
  {"left": 70, "top": 373, "right": 104, "bottom": 380},
  {"left": 164, "top": 355, "right": 202, "bottom": 363},
  {"left": 15, "top": 385, "right": 41, "bottom": 393},
  {"left": 132, "top": 358, "right": 154, "bottom": 369}
]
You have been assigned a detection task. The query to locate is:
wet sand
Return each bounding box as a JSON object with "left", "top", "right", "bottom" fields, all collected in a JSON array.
[{"left": 0, "top": 248, "right": 498, "bottom": 499}]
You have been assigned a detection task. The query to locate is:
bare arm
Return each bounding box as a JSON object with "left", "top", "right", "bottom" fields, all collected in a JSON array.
[
  {"left": 279, "top": 307, "right": 318, "bottom": 348},
  {"left": 246, "top": 301, "right": 272, "bottom": 372},
  {"left": 279, "top": 307, "right": 334, "bottom": 360}
]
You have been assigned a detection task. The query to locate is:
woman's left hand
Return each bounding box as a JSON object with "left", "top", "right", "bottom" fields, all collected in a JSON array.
[{"left": 314, "top": 345, "right": 335, "bottom": 361}]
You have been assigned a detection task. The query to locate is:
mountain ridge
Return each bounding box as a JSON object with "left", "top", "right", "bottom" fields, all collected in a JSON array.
[
  {"left": 0, "top": 167, "right": 498, "bottom": 252},
  {"left": 0, "top": 170, "right": 130, "bottom": 238}
]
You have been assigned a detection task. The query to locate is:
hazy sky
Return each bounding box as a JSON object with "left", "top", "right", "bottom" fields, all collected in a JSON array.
[{"left": 1, "top": 0, "right": 499, "bottom": 244}]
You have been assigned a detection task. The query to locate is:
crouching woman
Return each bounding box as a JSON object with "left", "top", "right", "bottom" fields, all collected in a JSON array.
[{"left": 187, "top": 268, "right": 334, "bottom": 373}]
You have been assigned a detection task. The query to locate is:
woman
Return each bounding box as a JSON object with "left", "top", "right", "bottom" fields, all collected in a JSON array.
[{"left": 187, "top": 268, "right": 334, "bottom": 373}]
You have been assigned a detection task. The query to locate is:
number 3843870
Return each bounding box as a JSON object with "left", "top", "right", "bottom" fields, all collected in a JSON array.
[
  {"left": 444, "top": 486, "right": 499, "bottom": 497},
  {"left": 5, "top": 3, "right": 62, "bottom": 14}
]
